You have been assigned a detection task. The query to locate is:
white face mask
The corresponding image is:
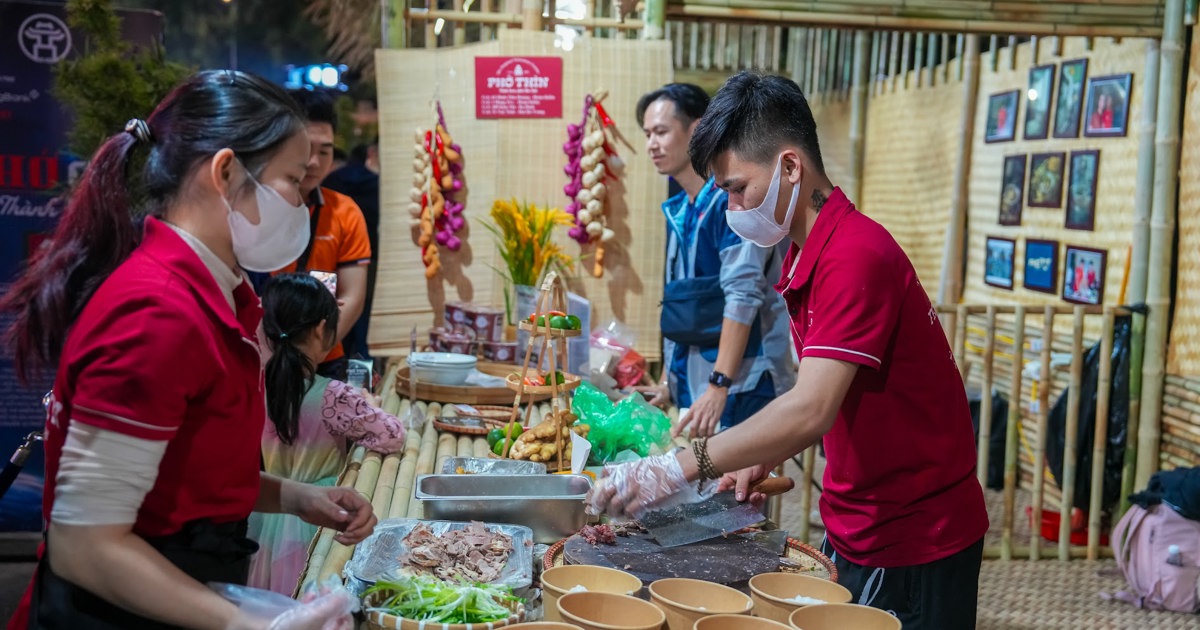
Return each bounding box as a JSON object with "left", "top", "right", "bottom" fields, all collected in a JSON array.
[
  {"left": 726, "top": 155, "right": 800, "bottom": 247},
  {"left": 225, "top": 165, "right": 310, "bottom": 273}
]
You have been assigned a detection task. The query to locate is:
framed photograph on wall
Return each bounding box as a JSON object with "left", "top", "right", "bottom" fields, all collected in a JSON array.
[
  {"left": 1028, "top": 152, "right": 1066, "bottom": 208},
  {"left": 985, "top": 236, "right": 1016, "bottom": 289},
  {"left": 1062, "top": 245, "right": 1107, "bottom": 305},
  {"left": 1024, "top": 64, "right": 1056, "bottom": 140},
  {"left": 1023, "top": 239, "right": 1059, "bottom": 294},
  {"left": 1053, "top": 58, "right": 1088, "bottom": 138},
  {"left": 1066, "top": 150, "right": 1101, "bottom": 231},
  {"left": 999, "top": 154, "right": 1026, "bottom": 226},
  {"left": 1084, "top": 73, "right": 1133, "bottom": 138},
  {"left": 985, "top": 90, "right": 1020, "bottom": 143}
]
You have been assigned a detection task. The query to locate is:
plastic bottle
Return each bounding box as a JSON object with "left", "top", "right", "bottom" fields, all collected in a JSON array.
[{"left": 1167, "top": 544, "right": 1184, "bottom": 567}]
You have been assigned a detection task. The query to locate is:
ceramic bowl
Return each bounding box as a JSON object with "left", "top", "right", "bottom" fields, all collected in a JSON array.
[
  {"left": 409, "top": 352, "right": 477, "bottom": 385},
  {"left": 541, "top": 565, "right": 643, "bottom": 622},
  {"left": 748, "top": 573, "right": 852, "bottom": 623},
  {"left": 648, "top": 578, "right": 753, "bottom": 630},
  {"left": 557, "top": 591, "right": 666, "bottom": 630},
  {"left": 788, "top": 603, "right": 901, "bottom": 630}
]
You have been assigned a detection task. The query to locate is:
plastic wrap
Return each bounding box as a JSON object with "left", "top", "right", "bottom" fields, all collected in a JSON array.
[{"left": 440, "top": 457, "right": 548, "bottom": 475}]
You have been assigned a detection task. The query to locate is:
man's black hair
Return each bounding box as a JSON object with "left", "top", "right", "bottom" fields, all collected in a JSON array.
[
  {"left": 288, "top": 88, "right": 338, "bottom": 133},
  {"left": 689, "top": 71, "right": 824, "bottom": 178},
  {"left": 636, "top": 83, "right": 710, "bottom": 127}
]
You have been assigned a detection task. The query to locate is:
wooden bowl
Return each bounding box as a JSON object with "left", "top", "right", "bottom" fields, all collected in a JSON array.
[
  {"left": 788, "top": 604, "right": 901, "bottom": 630},
  {"left": 557, "top": 592, "right": 666, "bottom": 630},
  {"left": 508, "top": 624, "right": 584, "bottom": 629},
  {"left": 748, "top": 573, "right": 852, "bottom": 623},
  {"left": 648, "top": 578, "right": 753, "bottom": 630},
  {"left": 694, "top": 614, "right": 792, "bottom": 630},
  {"left": 541, "top": 565, "right": 643, "bottom": 623}
]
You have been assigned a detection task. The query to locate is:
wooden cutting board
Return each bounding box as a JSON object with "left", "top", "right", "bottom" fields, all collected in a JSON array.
[{"left": 562, "top": 531, "right": 781, "bottom": 592}]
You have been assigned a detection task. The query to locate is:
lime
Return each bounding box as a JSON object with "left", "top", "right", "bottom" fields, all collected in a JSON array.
[
  {"left": 492, "top": 439, "right": 507, "bottom": 457},
  {"left": 549, "top": 315, "right": 569, "bottom": 329},
  {"left": 486, "top": 428, "right": 504, "bottom": 447},
  {"left": 565, "top": 314, "right": 582, "bottom": 330}
]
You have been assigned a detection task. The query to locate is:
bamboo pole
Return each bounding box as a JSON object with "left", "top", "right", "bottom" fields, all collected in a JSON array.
[
  {"left": 522, "top": 0, "right": 542, "bottom": 30},
  {"left": 937, "top": 34, "right": 979, "bottom": 305},
  {"left": 1058, "top": 307, "right": 1085, "bottom": 562},
  {"left": 389, "top": 414, "right": 425, "bottom": 519},
  {"left": 372, "top": 452, "right": 403, "bottom": 522},
  {"left": 452, "top": 0, "right": 465, "bottom": 45},
  {"left": 799, "top": 446, "right": 816, "bottom": 545},
  {"left": 1002, "top": 306, "right": 1026, "bottom": 561},
  {"left": 899, "top": 32, "right": 911, "bottom": 90},
  {"left": 954, "top": 304, "right": 969, "bottom": 369},
  {"left": 977, "top": 306, "right": 997, "bottom": 489},
  {"left": 702, "top": 23, "right": 713, "bottom": 70},
  {"left": 869, "top": 31, "right": 880, "bottom": 94},
  {"left": 1052, "top": 35, "right": 1062, "bottom": 57},
  {"left": 888, "top": 29, "right": 900, "bottom": 93},
  {"left": 827, "top": 29, "right": 840, "bottom": 98},
  {"left": 741, "top": 24, "right": 752, "bottom": 69},
  {"left": 689, "top": 22, "right": 700, "bottom": 70},
  {"left": 1031, "top": 306, "right": 1054, "bottom": 560},
  {"left": 1088, "top": 308, "right": 1116, "bottom": 560},
  {"left": 849, "top": 30, "right": 869, "bottom": 204},
  {"left": 1030, "top": 35, "right": 1039, "bottom": 65},
  {"left": 1008, "top": 35, "right": 1018, "bottom": 70},
  {"left": 940, "top": 33, "right": 949, "bottom": 84},
  {"left": 1138, "top": 0, "right": 1185, "bottom": 490},
  {"left": 673, "top": 22, "right": 684, "bottom": 70},
  {"left": 317, "top": 450, "right": 382, "bottom": 582},
  {"left": 474, "top": 436, "right": 490, "bottom": 458},
  {"left": 809, "top": 28, "right": 821, "bottom": 95},
  {"left": 716, "top": 23, "right": 728, "bottom": 70},
  {"left": 956, "top": 33, "right": 965, "bottom": 81},
  {"left": 814, "top": 29, "right": 826, "bottom": 95},
  {"left": 406, "top": 411, "right": 440, "bottom": 519},
  {"left": 913, "top": 31, "right": 926, "bottom": 87},
  {"left": 435, "top": 432, "right": 458, "bottom": 477},
  {"left": 989, "top": 34, "right": 999, "bottom": 71}
]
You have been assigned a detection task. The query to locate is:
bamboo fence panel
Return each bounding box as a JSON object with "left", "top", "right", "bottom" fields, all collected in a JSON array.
[
  {"left": 963, "top": 37, "right": 1147, "bottom": 323},
  {"left": 1161, "top": 374, "right": 1200, "bottom": 469},
  {"left": 1167, "top": 30, "right": 1200, "bottom": 376},
  {"left": 374, "top": 30, "right": 672, "bottom": 361}
]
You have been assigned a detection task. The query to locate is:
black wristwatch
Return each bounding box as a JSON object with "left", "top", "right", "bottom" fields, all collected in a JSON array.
[{"left": 709, "top": 371, "right": 733, "bottom": 388}]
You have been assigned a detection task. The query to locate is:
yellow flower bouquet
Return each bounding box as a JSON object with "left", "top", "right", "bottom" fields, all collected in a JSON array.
[{"left": 483, "top": 198, "right": 575, "bottom": 323}]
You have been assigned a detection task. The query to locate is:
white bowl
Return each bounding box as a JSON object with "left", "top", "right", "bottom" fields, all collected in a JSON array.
[{"left": 409, "top": 351, "right": 478, "bottom": 367}]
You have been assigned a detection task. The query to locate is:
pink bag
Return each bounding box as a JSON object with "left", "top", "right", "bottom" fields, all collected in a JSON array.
[{"left": 1108, "top": 503, "right": 1200, "bottom": 612}]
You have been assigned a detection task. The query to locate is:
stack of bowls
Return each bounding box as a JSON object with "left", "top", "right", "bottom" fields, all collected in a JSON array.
[{"left": 409, "top": 351, "right": 477, "bottom": 385}]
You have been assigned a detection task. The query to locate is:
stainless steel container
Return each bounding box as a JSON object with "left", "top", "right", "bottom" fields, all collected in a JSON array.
[{"left": 415, "top": 474, "right": 592, "bottom": 542}]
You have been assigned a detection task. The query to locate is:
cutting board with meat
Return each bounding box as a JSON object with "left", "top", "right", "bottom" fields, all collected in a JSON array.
[{"left": 562, "top": 527, "right": 782, "bottom": 591}]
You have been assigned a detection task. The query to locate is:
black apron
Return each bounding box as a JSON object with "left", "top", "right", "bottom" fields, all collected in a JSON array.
[{"left": 29, "top": 519, "right": 259, "bottom": 629}]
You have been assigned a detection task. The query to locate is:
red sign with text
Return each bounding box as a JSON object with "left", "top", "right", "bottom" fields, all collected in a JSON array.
[{"left": 475, "top": 56, "right": 563, "bottom": 119}]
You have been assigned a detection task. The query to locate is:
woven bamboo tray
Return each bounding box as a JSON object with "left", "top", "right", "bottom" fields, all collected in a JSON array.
[
  {"left": 397, "top": 363, "right": 551, "bottom": 405},
  {"left": 518, "top": 320, "right": 583, "bottom": 338},
  {"left": 505, "top": 372, "right": 582, "bottom": 395},
  {"left": 542, "top": 536, "right": 838, "bottom": 583}
]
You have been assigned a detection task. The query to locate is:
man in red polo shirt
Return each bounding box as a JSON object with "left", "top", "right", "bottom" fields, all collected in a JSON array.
[{"left": 588, "top": 71, "right": 987, "bottom": 629}]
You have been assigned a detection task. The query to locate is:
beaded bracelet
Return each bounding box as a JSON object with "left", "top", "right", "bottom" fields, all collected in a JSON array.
[{"left": 692, "top": 437, "right": 721, "bottom": 481}]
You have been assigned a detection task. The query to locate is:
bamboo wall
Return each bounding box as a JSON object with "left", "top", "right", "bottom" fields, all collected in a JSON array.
[
  {"left": 373, "top": 30, "right": 673, "bottom": 360},
  {"left": 1168, "top": 29, "right": 1200, "bottom": 377},
  {"left": 858, "top": 69, "right": 963, "bottom": 299},
  {"left": 963, "top": 37, "right": 1147, "bottom": 307}
]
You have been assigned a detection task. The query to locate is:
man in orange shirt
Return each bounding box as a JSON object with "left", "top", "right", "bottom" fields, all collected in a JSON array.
[{"left": 280, "top": 90, "right": 372, "bottom": 381}]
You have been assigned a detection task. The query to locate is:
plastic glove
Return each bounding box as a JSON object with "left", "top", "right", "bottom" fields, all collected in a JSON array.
[
  {"left": 217, "top": 578, "right": 358, "bottom": 630},
  {"left": 585, "top": 452, "right": 698, "bottom": 520}
]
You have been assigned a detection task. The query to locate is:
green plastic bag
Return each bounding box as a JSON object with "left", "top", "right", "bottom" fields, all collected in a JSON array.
[{"left": 573, "top": 382, "right": 674, "bottom": 465}]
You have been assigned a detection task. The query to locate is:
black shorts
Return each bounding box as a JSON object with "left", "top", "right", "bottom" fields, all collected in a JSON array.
[{"left": 819, "top": 535, "right": 984, "bottom": 630}]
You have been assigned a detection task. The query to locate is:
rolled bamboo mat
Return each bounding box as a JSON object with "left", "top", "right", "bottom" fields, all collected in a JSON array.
[
  {"left": 1161, "top": 374, "right": 1200, "bottom": 469},
  {"left": 1167, "top": 32, "right": 1200, "bottom": 375}
]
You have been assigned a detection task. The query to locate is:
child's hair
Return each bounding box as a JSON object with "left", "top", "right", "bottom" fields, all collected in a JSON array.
[
  {"left": 0, "top": 70, "right": 305, "bottom": 381},
  {"left": 262, "top": 273, "right": 340, "bottom": 444}
]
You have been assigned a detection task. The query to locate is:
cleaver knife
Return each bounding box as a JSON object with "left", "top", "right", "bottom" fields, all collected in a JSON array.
[{"left": 642, "top": 477, "right": 795, "bottom": 548}]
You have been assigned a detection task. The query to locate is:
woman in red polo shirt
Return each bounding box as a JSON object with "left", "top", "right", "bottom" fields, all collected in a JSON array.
[{"left": 1, "top": 71, "right": 373, "bottom": 629}]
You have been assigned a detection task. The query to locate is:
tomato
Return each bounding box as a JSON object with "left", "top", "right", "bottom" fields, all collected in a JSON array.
[
  {"left": 565, "top": 314, "right": 582, "bottom": 330},
  {"left": 548, "top": 315, "right": 570, "bottom": 329},
  {"left": 523, "top": 375, "right": 545, "bottom": 386}
]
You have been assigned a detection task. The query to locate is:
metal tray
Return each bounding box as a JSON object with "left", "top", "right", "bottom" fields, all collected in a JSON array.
[
  {"left": 344, "top": 518, "right": 534, "bottom": 597},
  {"left": 441, "top": 457, "right": 548, "bottom": 475},
  {"left": 415, "top": 474, "right": 593, "bottom": 543}
]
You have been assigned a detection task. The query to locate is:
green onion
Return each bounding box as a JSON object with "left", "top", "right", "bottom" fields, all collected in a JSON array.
[{"left": 364, "top": 574, "right": 523, "bottom": 624}]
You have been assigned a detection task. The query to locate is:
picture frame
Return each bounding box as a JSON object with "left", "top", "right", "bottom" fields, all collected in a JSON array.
[
  {"left": 1084, "top": 73, "right": 1133, "bottom": 138},
  {"left": 998, "top": 154, "right": 1026, "bottom": 226},
  {"left": 1027, "top": 152, "right": 1066, "bottom": 208},
  {"left": 985, "top": 90, "right": 1020, "bottom": 143},
  {"left": 1024, "top": 64, "right": 1056, "bottom": 140},
  {"left": 984, "top": 236, "right": 1016, "bottom": 290},
  {"left": 1065, "top": 150, "right": 1101, "bottom": 231},
  {"left": 1062, "top": 245, "right": 1107, "bottom": 305},
  {"left": 1023, "top": 239, "right": 1059, "bottom": 294},
  {"left": 1053, "top": 59, "right": 1088, "bottom": 139}
]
